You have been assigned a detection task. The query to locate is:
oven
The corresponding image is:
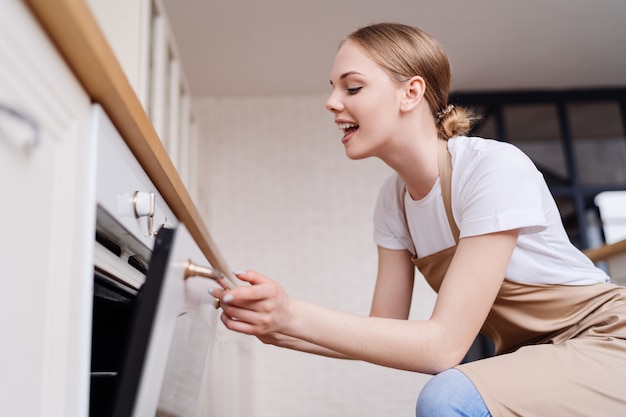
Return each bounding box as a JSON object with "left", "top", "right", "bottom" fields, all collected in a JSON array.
[{"left": 89, "top": 104, "right": 231, "bottom": 417}]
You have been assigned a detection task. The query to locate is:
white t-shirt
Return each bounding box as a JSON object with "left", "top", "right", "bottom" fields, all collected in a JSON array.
[{"left": 373, "top": 136, "right": 610, "bottom": 286}]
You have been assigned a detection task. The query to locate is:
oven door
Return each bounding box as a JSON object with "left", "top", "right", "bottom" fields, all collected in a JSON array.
[{"left": 111, "top": 224, "right": 222, "bottom": 417}]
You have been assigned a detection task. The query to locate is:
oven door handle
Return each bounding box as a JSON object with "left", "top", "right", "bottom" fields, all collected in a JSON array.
[{"left": 183, "top": 259, "right": 234, "bottom": 290}]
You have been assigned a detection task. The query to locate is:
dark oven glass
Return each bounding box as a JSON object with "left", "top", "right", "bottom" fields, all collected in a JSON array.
[{"left": 90, "top": 226, "right": 214, "bottom": 417}]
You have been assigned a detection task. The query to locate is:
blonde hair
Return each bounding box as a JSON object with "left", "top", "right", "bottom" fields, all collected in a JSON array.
[{"left": 346, "top": 23, "right": 477, "bottom": 139}]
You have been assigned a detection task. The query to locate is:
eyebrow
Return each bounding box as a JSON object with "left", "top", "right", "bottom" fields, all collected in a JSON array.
[{"left": 329, "top": 71, "right": 364, "bottom": 85}]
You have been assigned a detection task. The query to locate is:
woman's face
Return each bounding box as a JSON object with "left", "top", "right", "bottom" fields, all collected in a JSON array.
[{"left": 326, "top": 39, "right": 405, "bottom": 160}]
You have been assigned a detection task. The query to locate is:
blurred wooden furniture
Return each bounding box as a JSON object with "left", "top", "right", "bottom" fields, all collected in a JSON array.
[{"left": 585, "top": 238, "right": 626, "bottom": 286}]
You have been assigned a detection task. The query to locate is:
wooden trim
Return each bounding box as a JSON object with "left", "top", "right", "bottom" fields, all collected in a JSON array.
[
  {"left": 24, "top": 0, "right": 232, "bottom": 277},
  {"left": 584, "top": 239, "right": 626, "bottom": 263}
]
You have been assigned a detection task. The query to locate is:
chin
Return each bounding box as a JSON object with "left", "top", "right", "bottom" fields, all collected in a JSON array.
[{"left": 344, "top": 147, "right": 371, "bottom": 161}]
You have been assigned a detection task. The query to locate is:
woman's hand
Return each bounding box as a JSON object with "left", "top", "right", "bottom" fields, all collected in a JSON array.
[{"left": 210, "top": 270, "right": 293, "bottom": 338}]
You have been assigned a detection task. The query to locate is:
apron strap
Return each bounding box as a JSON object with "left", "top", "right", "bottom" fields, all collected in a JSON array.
[
  {"left": 438, "top": 139, "right": 460, "bottom": 243},
  {"left": 401, "top": 139, "right": 460, "bottom": 252}
]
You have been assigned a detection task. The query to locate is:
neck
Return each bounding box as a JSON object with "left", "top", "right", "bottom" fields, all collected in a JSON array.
[
  {"left": 380, "top": 135, "right": 442, "bottom": 201},
  {"left": 375, "top": 103, "right": 443, "bottom": 200}
]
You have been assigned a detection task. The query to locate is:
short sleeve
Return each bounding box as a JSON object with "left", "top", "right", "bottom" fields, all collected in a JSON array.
[{"left": 373, "top": 175, "right": 415, "bottom": 253}]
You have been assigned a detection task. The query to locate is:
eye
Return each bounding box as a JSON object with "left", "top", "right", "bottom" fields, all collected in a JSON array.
[{"left": 346, "top": 87, "right": 362, "bottom": 95}]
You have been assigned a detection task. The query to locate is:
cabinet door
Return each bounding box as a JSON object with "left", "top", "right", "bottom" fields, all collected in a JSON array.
[
  {"left": 87, "top": 0, "right": 199, "bottom": 192},
  {"left": 0, "top": 1, "right": 94, "bottom": 417}
]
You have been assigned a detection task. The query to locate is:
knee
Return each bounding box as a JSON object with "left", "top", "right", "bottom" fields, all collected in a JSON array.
[
  {"left": 416, "top": 369, "right": 458, "bottom": 416},
  {"left": 415, "top": 369, "right": 487, "bottom": 417}
]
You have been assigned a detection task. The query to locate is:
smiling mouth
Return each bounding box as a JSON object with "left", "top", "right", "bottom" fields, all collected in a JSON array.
[{"left": 337, "top": 122, "right": 359, "bottom": 135}]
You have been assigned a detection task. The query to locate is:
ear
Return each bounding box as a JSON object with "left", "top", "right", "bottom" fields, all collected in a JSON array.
[{"left": 400, "top": 76, "right": 426, "bottom": 112}]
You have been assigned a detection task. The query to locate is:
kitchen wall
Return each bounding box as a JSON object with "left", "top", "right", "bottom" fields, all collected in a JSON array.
[{"left": 194, "top": 93, "right": 436, "bottom": 417}]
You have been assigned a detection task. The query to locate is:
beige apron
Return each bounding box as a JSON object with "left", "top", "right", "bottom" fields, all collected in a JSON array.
[{"left": 404, "top": 140, "right": 626, "bottom": 416}]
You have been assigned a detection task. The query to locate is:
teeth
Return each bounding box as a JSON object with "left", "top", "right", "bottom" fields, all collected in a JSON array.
[{"left": 337, "top": 122, "right": 359, "bottom": 131}]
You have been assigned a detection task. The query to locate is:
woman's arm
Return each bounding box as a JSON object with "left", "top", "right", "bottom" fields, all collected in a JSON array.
[
  {"left": 219, "top": 246, "right": 416, "bottom": 359},
  {"left": 215, "top": 228, "right": 519, "bottom": 374},
  {"left": 252, "top": 333, "right": 351, "bottom": 358},
  {"left": 370, "top": 246, "right": 415, "bottom": 319}
]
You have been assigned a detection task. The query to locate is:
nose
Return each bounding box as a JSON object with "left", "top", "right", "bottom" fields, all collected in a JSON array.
[{"left": 325, "top": 89, "right": 343, "bottom": 113}]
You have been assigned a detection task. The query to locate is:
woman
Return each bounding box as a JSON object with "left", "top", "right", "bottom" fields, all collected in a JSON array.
[{"left": 209, "top": 23, "right": 626, "bottom": 416}]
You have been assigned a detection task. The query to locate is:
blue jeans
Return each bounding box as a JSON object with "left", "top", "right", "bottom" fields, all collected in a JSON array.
[{"left": 416, "top": 369, "right": 491, "bottom": 417}]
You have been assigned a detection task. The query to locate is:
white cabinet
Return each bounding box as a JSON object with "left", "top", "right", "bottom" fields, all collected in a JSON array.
[
  {"left": 0, "top": 1, "right": 94, "bottom": 416},
  {"left": 86, "top": 0, "right": 199, "bottom": 199}
]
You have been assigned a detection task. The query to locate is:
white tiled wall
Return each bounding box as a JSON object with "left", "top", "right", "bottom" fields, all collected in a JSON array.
[{"left": 194, "top": 94, "right": 436, "bottom": 417}]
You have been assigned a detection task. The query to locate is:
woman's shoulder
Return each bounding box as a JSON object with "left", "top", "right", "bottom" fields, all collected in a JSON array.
[
  {"left": 449, "top": 135, "right": 525, "bottom": 156},
  {"left": 449, "top": 136, "right": 538, "bottom": 174},
  {"left": 379, "top": 172, "right": 404, "bottom": 196},
  {"left": 375, "top": 173, "right": 405, "bottom": 218}
]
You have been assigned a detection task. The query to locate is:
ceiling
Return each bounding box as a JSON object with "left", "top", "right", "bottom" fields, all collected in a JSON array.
[{"left": 161, "top": 0, "right": 626, "bottom": 97}]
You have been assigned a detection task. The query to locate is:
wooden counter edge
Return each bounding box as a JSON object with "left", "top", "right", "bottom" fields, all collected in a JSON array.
[
  {"left": 24, "top": 0, "right": 232, "bottom": 277},
  {"left": 584, "top": 238, "right": 626, "bottom": 263}
]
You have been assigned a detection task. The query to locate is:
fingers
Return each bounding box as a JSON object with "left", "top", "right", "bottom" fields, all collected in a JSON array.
[
  {"left": 207, "top": 271, "right": 249, "bottom": 302},
  {"left": 208, "top": 285, "right": 227, "bottom": 300},
  {"left": 210, "top": 270, "right": 278, "bottom": 306},
  {"left": 220, "top": 311, "right": 259, "bottom": 335},
  {"left": 217, "top": 296, "right": 270, "bottom": 336},
  {"left": 208, "top": 269, "right": 287, "bottom": 337},
  {"left": 233, "top": 269, "right": 269, "bottom": 286}
]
